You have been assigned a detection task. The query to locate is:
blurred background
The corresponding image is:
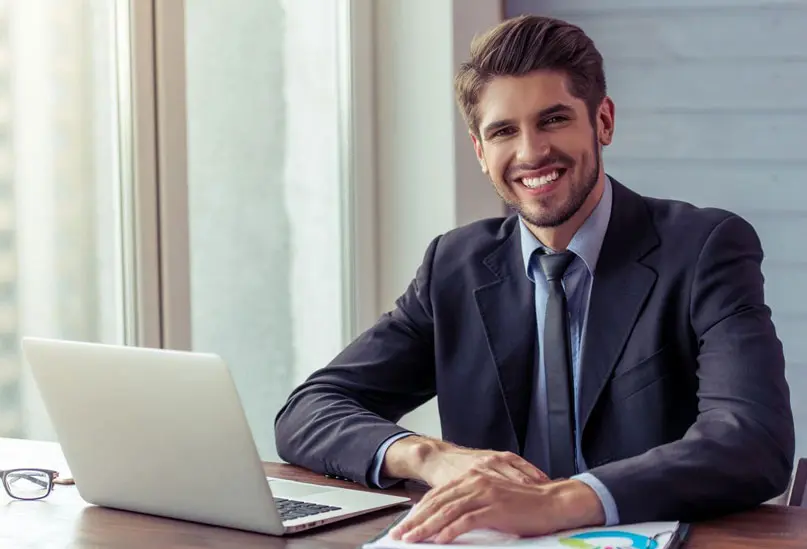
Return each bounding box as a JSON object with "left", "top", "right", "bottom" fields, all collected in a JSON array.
[{"left": 1, "top": 0, "right": 805, "bottom": 464}]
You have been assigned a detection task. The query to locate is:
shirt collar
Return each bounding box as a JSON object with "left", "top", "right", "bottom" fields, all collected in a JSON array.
[{"left": 518, "top": 176, "right": 613, "bottom": 280}]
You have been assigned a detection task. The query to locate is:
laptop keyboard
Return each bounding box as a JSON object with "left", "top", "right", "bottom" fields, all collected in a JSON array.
[{"left": 274, "top": 497, "right": 342, "bottom": 521}]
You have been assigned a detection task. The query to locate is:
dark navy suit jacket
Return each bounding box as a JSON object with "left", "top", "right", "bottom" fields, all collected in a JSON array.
[{"left": 275, "top": 179, "right": 795, "bottom": 523}]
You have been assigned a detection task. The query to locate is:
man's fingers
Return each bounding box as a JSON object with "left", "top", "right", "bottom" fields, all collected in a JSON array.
[
  {"left": 415, "top": 477, "right": 466, "bottom": 510},
  {"left": 390, "top": 484, "right": 470, "bottom": 539},
  {"left": 495, "top": 452, "right": 549, "bottom": 483},
  {"left": 400, "top": 494, "right": 482, "bottom": 543},
  {"left": 498, "top": 462, "right": 537, "bottom": 484},
  {"left": 483, "top": 467, "right": 513, "bottom": 482},
  {"left": 508, "top": 459, "right": 550, "bottom": 483},
  {"left": 482, "top": 452, "right": 547, "bottom": 484},
  {"left": 432, "top": 508, "right": 491, "bottom": 545},
  {"left": 468, "top": 456, "right": 526, "bottom": 484},
  {"left": 391, "top": 475, "right": 491, "bottom": 541}
]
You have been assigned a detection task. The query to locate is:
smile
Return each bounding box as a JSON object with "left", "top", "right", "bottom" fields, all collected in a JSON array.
[{"left": 518, "top": 168, "right": 567, "bottom": 189}]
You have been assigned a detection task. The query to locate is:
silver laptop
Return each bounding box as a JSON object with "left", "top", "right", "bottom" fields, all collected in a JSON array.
[{"left": 21, "top": 337, "right": 409, "bottom": 535}]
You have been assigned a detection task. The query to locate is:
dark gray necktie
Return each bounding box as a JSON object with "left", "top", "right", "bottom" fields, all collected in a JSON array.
[{"left": 539, "top": 251, "right": 577, "bottom": 479}]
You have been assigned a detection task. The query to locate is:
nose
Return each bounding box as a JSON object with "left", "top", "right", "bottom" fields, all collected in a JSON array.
[{"left": 516, "top": 127, "right": 550, "bottom": 165}]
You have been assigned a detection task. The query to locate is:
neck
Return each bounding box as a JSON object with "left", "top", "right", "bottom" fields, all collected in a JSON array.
[{"left": 525, "top": 173, "right": 606, "bottom": 251}]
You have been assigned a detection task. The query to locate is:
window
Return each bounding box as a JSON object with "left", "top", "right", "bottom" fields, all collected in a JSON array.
[
  {"left": 4, "top": 0, "right": 366, "bottom": 453},
  {"left": 4, "top": 0, "right": 131, "bottom": 440},
  {"left": 183, "top": 0, "right": 355, "bottom": 460}
]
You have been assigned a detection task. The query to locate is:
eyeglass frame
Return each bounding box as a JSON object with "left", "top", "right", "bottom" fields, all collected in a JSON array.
[
  {"left": 609, "top": 528, "right": 687, "bottom": 549},
  {"left": 0, "top": 468, "right": 60, "bottom": 500}
]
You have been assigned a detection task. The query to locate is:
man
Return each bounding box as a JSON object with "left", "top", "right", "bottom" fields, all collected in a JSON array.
[{"left": 275, "top": 14, "right": 794, "bottom": 544}]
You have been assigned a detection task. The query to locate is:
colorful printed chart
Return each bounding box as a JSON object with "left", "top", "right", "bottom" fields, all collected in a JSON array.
[{"left": 559, "top": 529, "right": 661, "bottom": 548}]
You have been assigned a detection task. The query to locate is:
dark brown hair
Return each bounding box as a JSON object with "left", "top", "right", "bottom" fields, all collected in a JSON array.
[{"left": 455, "top": 15, "right": 606, "bottom": 138}]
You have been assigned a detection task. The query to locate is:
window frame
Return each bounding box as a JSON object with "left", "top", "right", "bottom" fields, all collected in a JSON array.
[
  {"left": 121, "top": 0, "right": 165, "bottom": 348},
  {"left": 133, "top": 0, "right": 377, "bottom": 350}
]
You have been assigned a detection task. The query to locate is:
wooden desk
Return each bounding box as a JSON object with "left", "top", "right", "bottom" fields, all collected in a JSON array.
[{"left": 2, "top": 437, "right": 807, "bottom": 548}]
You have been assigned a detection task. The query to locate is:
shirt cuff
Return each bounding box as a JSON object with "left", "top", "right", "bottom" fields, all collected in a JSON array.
[
  {"left": 369, "top": 432, "right": 416, "bottom": 488},
  {"left": 572, "top": 472, "right": 620, "bottom": 526}
]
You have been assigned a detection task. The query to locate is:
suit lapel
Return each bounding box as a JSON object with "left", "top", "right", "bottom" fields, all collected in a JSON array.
[
  {"left": 473, "top": 223, "right": 535, "bottom": 453},
  {"left": 579, "top": 180, "right": 660, "bottom": 432}
]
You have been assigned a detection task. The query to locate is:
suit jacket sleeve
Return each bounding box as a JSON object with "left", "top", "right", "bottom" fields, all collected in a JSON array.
[
  {"left": 274, "top": 236, "right": 440, "bottom": 485},
  {"left": 589, "top": 214, "right": 795, "bottom": 523}
]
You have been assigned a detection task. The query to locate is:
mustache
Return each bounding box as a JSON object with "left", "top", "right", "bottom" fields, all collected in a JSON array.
[{"left": 506, "top": 151, "right": 574, "bottom": 181}]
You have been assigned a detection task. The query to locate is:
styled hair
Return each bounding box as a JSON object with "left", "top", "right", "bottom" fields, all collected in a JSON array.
[{"left": 455, "top": 15, "right": 606, "bottom": 138}]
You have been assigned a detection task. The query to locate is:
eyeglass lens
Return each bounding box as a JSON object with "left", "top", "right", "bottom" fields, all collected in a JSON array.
[{"left": 4, "top": 470, "right": 51, "bottom": 500}]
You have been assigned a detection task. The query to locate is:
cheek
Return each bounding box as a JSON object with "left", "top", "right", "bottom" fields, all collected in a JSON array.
[
  {"left": 487, "top": 147, "right": 515, "bottom": 185},
  {"left": 556, "top": 126, "right": 597, "bottom": 159},
  {"left": 558, "top": 136, "right": 586, "bottom": 155}
]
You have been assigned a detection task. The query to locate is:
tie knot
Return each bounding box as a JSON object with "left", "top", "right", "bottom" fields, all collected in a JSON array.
[{"left": 538, "top": 250, "right": 576, "bottom": 282}]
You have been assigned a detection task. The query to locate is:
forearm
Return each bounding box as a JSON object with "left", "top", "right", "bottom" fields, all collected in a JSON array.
[
  {"left": 274, "top": 308, "right": 436, "bottom": 484},
  {"left": 590, "top": 410, "right": 793, "bottom": 523},
  {"left": 275, "top": 386, "right": 411, "bottom": 484},
  {"left": 276, "top": 235, "right": 440, "bottom": 484}
]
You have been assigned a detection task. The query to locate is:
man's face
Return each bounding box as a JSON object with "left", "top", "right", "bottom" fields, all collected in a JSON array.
[{"left": 471, "top": 70, "right": 613, "bottom": 229}]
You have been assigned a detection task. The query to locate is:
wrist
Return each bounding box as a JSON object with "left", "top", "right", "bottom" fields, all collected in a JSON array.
[
  {"left": 382, "top": 435, "right": 448, "bottom": 483},
  {"left": 547, "top": 479, "right": 606, "bottom": 530}
]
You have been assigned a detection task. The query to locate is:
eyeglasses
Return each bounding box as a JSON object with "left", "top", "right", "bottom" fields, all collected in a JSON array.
[
  {"left": 0, "top": 468, "right": 60, "bottom": 500},
  {"left": 612, "top": 530, "right": 677, "bottom": 549}
]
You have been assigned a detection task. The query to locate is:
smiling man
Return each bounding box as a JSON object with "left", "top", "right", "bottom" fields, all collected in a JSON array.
[{"left": 275, "top": 15, "right": 794, "bottom": 544}]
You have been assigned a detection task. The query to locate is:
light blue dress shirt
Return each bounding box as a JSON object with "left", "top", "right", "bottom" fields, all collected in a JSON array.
[{"left": 369, "top": 178, "right": 619, "bottom": 526}]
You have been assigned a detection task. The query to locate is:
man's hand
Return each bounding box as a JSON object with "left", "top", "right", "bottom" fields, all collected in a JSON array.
[
  {"left": 381, "top": 436, "right": 549, "bottom": 488},
  {"left": 389, "top": 474, "right": 606, "bottom": 544}
]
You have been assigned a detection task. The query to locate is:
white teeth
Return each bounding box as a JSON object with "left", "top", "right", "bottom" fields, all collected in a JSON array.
[{"left": 522, "top": 170, "right": 560, "bottom": 188}]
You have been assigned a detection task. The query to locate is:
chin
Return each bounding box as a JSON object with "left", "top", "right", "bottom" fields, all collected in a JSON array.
[{"left": 520, "top": 200, "right": 578, "bottom": 228}]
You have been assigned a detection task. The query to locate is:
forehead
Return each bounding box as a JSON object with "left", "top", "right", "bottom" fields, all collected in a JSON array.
[{"left": 476, "top": 70, "right": 586, "bottom": 126}]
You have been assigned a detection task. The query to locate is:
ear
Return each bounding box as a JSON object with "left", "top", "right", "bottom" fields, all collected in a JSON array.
[
  {"left": 470, "top": 131, "right": 488, "bottom": 174},
  {"left": 596, "top": 96, "right": 615, "bottom": 147}
]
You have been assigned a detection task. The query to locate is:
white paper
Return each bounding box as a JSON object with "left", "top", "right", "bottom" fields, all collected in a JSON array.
[{"left": 365, "top": 508, "right": 679, "bottom": 548}]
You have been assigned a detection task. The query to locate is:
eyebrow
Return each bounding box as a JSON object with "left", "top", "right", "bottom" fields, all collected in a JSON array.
[{"left": 481, "top": 103, "right": 576, "bottom": 139}]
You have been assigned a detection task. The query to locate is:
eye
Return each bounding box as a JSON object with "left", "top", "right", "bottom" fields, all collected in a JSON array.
[
  {"left": 490, "top": 126, "right": 516, "bottom": 139},
  {"left": 544, "top": 115, "right": 569, "bottom": 126}
]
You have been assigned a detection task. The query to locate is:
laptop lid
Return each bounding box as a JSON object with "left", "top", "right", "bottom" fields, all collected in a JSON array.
[{"left": 21, "top": 337, "right": 286, "bottom": 534}]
